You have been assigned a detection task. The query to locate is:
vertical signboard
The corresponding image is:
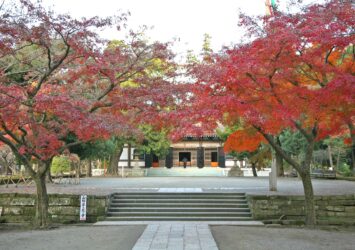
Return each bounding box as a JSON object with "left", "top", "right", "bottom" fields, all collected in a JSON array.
[{"left": 80, "top": 195, "right": 87, "bottom": 221}]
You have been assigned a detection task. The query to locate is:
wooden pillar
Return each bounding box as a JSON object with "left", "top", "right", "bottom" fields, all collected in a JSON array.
[
  {"left": 197, "top": 147, "right": 204, "bottom": 168},
  {"left": 165, "top": 147, "right": 173, "bottom": 168},
  {"left": 145, "top": 152, "right": 152, "bottom": 168},
  {"left": 218, "top": 147, "right": 225, "bottom": 168}
]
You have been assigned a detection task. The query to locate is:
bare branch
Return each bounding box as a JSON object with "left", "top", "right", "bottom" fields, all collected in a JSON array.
[
  {"left": 0, "top": 120, "right": 22, "bottom": 145},
  {"left": 0, "top": 134, "right": 35, "bottom": 176},
  {"left": 255, "top": 127, "right": 301, "bottom": 171},
  {"left": 325, "top": 46, "right": 335, "bottom": 65}
]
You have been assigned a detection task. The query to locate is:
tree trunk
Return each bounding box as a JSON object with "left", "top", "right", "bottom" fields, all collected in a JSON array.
[
  {"left": 75, "top": 161, "right": 80, "bottom": 182},
  {"left": 348, "top": 123, "right": 355, "bottom": 173},
  {"left": 127, "top": 143, "right": 131, "bottom": 168},
  {"left": 300, "top": 171, "right": 316, "bottom": 226},
  {"left": 251, "top": 163, "right": 258, "bottom": 177},
  {"left": 327, "top": 145, "right": 334, "bottom": 169},
  {"left": 45, "top": 166, "right": 52, "bottom": 183},
  {"left": 276, "top": 151, "right": 284, "bottom": 177},
  {"left": 33, "top": 173, "right": 49, "bottom": 228},
  {"left": 276, "top": 137, "right": 284, "bottom": 177},
  {"left": 351, "top": 148, "right": 355, "bottom": 174},
  {"left": 336, "top": 148, "right": 341, "bottom": 171},
  {"left": 87, "top": 159, "right": 92, "bottom": 177},
  {"left": 260, "top": 131, "right": 317, "bottom": 226},
  {"left": 0, "top": 160, "right": 10, "bottom": 175},
  {"left": 5, "top": 163, "right": 9, "bottom": 175},
  {"left": 107, "top": 146, "right": 123, "bottom": 175}
]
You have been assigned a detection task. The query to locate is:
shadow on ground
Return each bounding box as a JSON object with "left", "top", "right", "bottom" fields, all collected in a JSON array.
[
  {"left": 211, "top": 226, "right": 355, "bottom": 250},
  {"left": 0, "top": 225, "right": 146, "bottom": 250}
]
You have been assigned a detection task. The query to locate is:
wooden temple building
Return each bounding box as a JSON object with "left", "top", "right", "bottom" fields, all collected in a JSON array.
[{"left": 120, "top": 135, "right": 226, "bottom": 168}]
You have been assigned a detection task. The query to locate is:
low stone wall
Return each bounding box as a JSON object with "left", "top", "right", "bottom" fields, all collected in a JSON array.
[
  {"left": 247, "top": 194, "right": 355, "bottom": 225},
  {"left": 117, "top": 168, "right": 146, "bottom": 177},
  {"left": 0, "top": 193, "right": 108, "bottom": 224}
]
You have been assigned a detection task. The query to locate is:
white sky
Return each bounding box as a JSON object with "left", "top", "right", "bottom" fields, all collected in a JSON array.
[{"left": 42, "top": 0, "right": 316, "bottom": 57}]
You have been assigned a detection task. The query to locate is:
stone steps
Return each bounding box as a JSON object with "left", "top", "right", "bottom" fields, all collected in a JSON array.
[
  {"left": 109, "top": 206, "right": 250, "bottom": 211},
  {"left": 111, "top": 203, "right": 249, "bottom": 208},
  {"left": 107, "top": 211, "right": 252, "bottom": 217},
  {"left": 111, "top": 199, "right": 246, "bottom": 204},
  {"left": 105, "top": 216, "right": 254, "bottom": 221},
  {"left": 146, "top": 168, "right": 228, "bottom": 177},
  {"left": 106, "top": 192, "right": 253, "bottom": 221},
  {"left": 113, "top": 193, "right": 246, "bottom": 197}
]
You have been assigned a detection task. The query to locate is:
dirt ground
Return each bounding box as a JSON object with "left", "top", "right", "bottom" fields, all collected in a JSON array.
[
  {"left": 0, "top": 224, "right": 146, "bottom": 250},
  {"left": 211, "top": 225, "right": 355, "bottom": 250}
]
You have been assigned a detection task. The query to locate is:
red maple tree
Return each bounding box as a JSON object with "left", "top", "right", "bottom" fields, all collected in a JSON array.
[
  {"left": 0, "top": 0, "right": 182, "bottom": 227},
  {"left": 192, "top": 0, "right": 354, "bottom": 225}
]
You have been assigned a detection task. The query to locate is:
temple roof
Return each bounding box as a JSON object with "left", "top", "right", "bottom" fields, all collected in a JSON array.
[{"left": 182, "top": 135, "right": 221, "bottom": 142}]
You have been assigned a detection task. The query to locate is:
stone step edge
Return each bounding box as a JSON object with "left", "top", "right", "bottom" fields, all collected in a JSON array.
[
  {"left": 110, "top": 203, "right": 249, "bottom": 208},
  {"left": 111, "top": 196, "right": 247, "bottom": 199},
  {"left": 110, "top": 201, "right": 247, "bottom": 204},
  {"left": 111, "top": 192, "right": 246, "bottom": 195},
  {"left": 104, "top": 217, "right": 254, "bottom": 221},
  {"left": 108, "top": 207, "right": 250, "bottom": 211},
  {"left": 107, "top": 212, "right": 252, "bottom": 216},
  {"left": 110, "top": 198, "right": 247, "bottom": 201},
  {"left": 94, "top": 221, "right": 264, "bottom": 226},
  {"left": 110, "top": 202, "right": 249, "bottom": 205}
]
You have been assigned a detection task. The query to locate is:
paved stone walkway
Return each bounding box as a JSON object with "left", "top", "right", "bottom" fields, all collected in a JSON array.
[{"left": 132, "top": 223, "right": 218, "bottom": 250}]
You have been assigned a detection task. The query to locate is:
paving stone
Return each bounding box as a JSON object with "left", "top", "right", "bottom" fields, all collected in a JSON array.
[
  {"left": 167, "top": 239, "right": 184, "bottom": 249},
  {"left": 184, "top": 244, "right": 201, "bottom": 250},
  {"left": 132, "top": 247, "right": 150, "bottom": 250},
  {"left": 132, "top": 222, "right": 219, "bottom": 250}
]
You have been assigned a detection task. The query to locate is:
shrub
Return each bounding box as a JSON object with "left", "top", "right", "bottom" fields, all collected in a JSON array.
[
  {"left": 51, "top": 156, "right": 71, "bottom": 174},
  {"left": 338, "top": 163, "right": 352, "bottom": 177}
]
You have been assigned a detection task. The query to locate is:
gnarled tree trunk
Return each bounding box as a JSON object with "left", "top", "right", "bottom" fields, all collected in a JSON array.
[
  {"left": 32, "top": 161, "right": 51, "bottom": 228},
  {"left": 299, "top": 170, "right": 316, "bottom": 226},
  {"left": 46, "top": 167, "right": 53, "bottom": 183},
  {"left": 348, "top": 123, "right": 355, "bottom": 173},
  {"left": 276, "top": 151, "right": 284, "bottom": 177},
  {"left": 34, "top": 174, "right": 49, "bottom": 228},
  {"left": 262, "top": 129, "right": 317, "bottom": 226},
  {"left": 87, "top": 159, "right": 92, "bottom": 177},
  {"left": 276, "top": 137, "right": 284, "bottom": 177},
  {"left": 251, "top": 163, "right": 258, "bottom": 177},
  {"left": 107, "top": 146, "right": 123, "bottom": 175}
]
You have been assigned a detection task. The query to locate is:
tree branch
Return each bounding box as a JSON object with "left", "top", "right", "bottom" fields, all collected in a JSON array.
[
  {"left": 325, "top": 46, "right": 335, "bottom": 65},
  {"left": 0, "top": 121, "right": 22, "bottom": 145},
  {"left": 29, "top": 38, "right": 71, "bottom": 98},
  {"left": 256, "top": 128, "right": 302, "bottom": 172},
  {"left": 293, "top": 121, "right": 315, "bottom": 143},
  {"left": 0, "top": 134, "right": 35, "bottom": 176}
]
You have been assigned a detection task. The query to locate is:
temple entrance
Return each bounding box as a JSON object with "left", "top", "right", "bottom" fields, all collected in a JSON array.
[
  {"left": 211, "top": 152, "right": 218, "bottom": 167},
  {"left": 152, "top": 154, "right": 159, "bottom": 167},
  {"left": 179, "top": 152, "right": 191, "bottom": 167}
]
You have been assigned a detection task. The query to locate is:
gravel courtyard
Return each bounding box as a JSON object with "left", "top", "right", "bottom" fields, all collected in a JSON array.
[
  {"left": 0, "top": 225, "right": 145, "bottom": 250},
  {"left": 2, "top": 176, "right": 355, "bottom": 196},
  {"left": 211, "top": 226, "right": 355, "bottom": 250}
]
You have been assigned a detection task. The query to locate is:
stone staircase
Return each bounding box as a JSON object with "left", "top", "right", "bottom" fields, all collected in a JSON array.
[
  {"left": 145, "top": 167, "right": 228, "bottom": 177},
  {"left": 106, "top": 192, "right": 253, "bottom": 221}
]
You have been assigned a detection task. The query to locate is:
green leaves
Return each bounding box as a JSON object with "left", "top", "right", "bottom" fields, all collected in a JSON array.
[
  {"left": 139, "top": 125, "right": 170, "bottom": 158},
  {"left": 51, "top": 156, "right": 71, "bottom": 174}
]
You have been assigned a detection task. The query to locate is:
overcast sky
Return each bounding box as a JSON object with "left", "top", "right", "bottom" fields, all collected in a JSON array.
[{"left": 41, "top": 0, "right": 316, "bottom": 56}]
